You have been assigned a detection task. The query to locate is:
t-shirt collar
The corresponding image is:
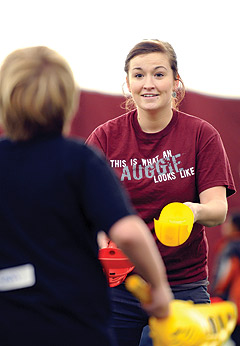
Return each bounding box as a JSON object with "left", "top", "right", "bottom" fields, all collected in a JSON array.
[{"left": 131, "top": 109, "right": 178, "bottom": 140}]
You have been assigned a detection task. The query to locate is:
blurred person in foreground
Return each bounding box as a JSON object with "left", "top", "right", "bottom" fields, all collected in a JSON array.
[
  {"left": 0, "top": 46, "right": 172, "bottom": 346},
  {"left": 211, "top": 213, "right": 240, "bottom": 345}
]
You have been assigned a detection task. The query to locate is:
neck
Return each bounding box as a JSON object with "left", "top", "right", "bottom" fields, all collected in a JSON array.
[{"left": 137, "top": 108, "right": 173, "bottom": 133}]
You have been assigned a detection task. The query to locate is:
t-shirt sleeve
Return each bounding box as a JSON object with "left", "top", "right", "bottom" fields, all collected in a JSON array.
[
  {"left": 86, "top": 128, "right": 106, "bottom": 154},
  {"left": 80, "top": 144, "right": 136, "bottom": 233},
  {"left": 196, "top": 123, "right": 236, "bottom": 197}
]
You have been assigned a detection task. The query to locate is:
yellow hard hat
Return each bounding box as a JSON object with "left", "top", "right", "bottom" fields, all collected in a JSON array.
[{"left": 154, "top": 202, "right": 194, "bottom": 246}]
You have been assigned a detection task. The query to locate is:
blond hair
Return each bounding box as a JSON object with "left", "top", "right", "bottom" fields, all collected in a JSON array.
[{"left": 0, "top": 46, "right": 77, "bottom": 141}]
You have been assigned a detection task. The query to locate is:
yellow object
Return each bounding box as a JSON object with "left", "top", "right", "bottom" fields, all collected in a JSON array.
[
  {"left": 126, "top": 275, "right": 238, "bottom": 346},
  {"left": 154, "top": 202, "right": 194, "bottom": 246}
]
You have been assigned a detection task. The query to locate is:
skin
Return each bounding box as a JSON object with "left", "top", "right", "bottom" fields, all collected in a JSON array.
[
  {"left": 126, "top": 52, "right": 228, "bottom": 227},
  {"left": 109, "top": 215, "right": 173, "bottom": 318},
  {"left": 126, "top": 52, "right": 178, "bottom": 133}
]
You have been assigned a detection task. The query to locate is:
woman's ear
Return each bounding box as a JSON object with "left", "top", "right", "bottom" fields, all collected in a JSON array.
[{"left": 126, "top": 76, "right": 131, "bottom": 93}]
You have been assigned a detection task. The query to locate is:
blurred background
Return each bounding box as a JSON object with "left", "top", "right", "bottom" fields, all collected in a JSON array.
[{"left": 1, "top": 0, "right": 239, "bottom": 287}]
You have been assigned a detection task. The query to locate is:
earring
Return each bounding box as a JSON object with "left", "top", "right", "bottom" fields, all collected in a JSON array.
[{"left": 172, "top": 91, "right": 177, "bottom": 98}]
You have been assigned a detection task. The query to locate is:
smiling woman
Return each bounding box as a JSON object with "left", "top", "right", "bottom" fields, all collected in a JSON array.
[
  {"left": 127, "top": 53, "right": 175, "bottom": 127},
  {"left": 124, "top": 40, "right": 185, "bottom": 112},
  {"left": 86, "top": 39, "right": 236, "bottom": 346},
  {"left": 126, "top": 53, "right": 178, "bottom": 133}
]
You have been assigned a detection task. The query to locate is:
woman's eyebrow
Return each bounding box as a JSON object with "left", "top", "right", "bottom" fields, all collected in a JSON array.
[
  {"left": 154, "top": 65, "right": 167, "bottom": 70},
  {"left": 132, "top": 65, "right": 167, "bottom": 71},
  {"left": 132, "top": 67, "right": 143, "bottom": 71}
]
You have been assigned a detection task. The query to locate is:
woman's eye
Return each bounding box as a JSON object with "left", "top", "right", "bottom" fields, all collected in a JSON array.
[
  {"left": 155, "top": 73, "right": 164, "bottom": 78},
  {"left": 135, "top": 73, "right": 143, "bottom": 78}
]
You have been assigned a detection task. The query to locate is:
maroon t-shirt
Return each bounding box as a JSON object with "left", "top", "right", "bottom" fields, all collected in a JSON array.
[{"left": 86, "top": 109, "right": 236, "bottom": 285}]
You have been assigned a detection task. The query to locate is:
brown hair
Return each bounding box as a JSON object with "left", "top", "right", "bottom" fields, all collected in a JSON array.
[
  {"left": 0, "top": 46, "right": 77, "bottom": 141},
  {"left": 123, "top": 39, "right": 185, "bottom": 110}
]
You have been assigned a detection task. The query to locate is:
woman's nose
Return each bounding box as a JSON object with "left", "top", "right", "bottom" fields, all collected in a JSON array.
[{"left": 143, "top": 75, "right": 155, "bottom": 89}]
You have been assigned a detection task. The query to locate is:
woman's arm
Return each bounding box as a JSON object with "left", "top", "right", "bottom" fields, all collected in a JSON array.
[
  {"left": 109, "top": 214, "right": 173, "bottom": 318},
  {"left": 184, "top": 186, "right": 228, "bottom": 227}
]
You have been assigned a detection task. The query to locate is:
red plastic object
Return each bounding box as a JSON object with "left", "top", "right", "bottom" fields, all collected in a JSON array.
[
  {"left": 99, "top": 243, "right": 134, "bottom": 287},
  {"left": 210, "top": 296, "right": 224, "bottom": 303}
]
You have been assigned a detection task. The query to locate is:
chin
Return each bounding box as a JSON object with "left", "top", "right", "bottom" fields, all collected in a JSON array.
[{"left": 142, "top": 105, "right": 161, "bottom": 112}]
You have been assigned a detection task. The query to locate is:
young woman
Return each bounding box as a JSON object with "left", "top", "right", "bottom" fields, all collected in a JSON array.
[
  {"left": 0, "top": 45, "right": 172, "bottom": 346},
  {"left": 86, "top": 40, "right": 236, "bottom": 346}
]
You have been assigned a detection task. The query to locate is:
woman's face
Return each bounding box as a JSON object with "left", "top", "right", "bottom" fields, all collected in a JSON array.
[{"left": 127, "top": 52, "right": 177, "bottom": 114}]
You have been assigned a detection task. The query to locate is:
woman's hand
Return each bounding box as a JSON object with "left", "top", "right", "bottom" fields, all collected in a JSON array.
[
  {"left": 97, "top": 231, "right": 110, "bottom": 248},
  {"left": 183, "top": 201, "right": 200, "bottom": 223},
  {"left": 142, "top": 282, "right": 173, "bottom": 319},
  {"left": 184, "top": 186, "right": 228, "bottom": 227}
]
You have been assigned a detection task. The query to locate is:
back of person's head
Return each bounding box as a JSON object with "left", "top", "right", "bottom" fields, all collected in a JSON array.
[{"left": 0, "top": 46, "right": 77, "bottom": 141}]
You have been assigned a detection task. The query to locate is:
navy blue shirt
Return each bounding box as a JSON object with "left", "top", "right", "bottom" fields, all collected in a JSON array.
[{"left": 0, "top": 134, "right": 134, "bottom": 345}]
